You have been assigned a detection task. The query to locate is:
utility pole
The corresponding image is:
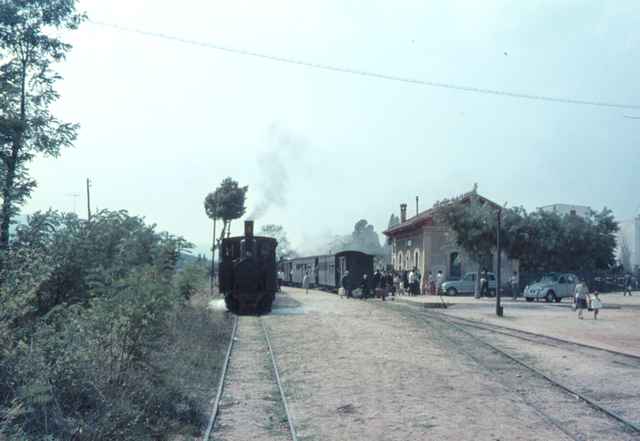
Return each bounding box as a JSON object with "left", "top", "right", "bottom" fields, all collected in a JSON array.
[
  {"left": 86, "top": 178, "right": 92, "bottom": 221},
  {"left": 210, "top": 214, "right": 216, "bottom": 296},
  {"left": 496, "top": 207, "right": 503, "bottom": 317}
]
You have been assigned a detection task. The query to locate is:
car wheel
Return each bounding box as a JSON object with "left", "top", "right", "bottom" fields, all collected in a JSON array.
[
  {"left": 526, "top": 297, "right": 533, "bottom": 302},
  {"left": 447, "top": 287, "right": 457, "bottom": 296},
  {"left": 545, "top": 292, "right": 556, "bottom": 303},
  {"left": 555, "top": 296, "right": 562, "bottom": 303}
]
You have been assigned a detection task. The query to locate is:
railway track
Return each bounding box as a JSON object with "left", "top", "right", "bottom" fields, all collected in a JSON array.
[
  {"left": 436, "top": 312, "right": 640, "bottom": 365},
  {"left": 202, "top": 316, "right": 297, "bottom": 441},
  {"left": 385, "top": 302, "right": 640, "bottom": 440}
]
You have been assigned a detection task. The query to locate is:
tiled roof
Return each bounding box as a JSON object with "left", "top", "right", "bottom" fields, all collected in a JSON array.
[{"left": 383, "top": 191, "right": 499, "bottom": 237}]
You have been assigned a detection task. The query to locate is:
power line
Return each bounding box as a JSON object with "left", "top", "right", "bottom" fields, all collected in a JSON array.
[{"left": 88, "top": 19, "right": 640, "bottom": 110}]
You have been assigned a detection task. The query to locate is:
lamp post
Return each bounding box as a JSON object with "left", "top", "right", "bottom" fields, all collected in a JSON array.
[{"left": 496, "top": 207, "right": 503, "bottom": 317}]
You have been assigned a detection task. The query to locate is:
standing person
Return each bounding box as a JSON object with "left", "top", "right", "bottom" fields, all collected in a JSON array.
[
  {"left": 415, "top": 269, "right": 422, "bottom": 295},
  {"left": 402, "top": 271, "right": 409, "bottom": 296},
  {"left": 427, "top": 271, "right": 435, "bottom": 295},
  {"left": 277, "top": 269, "right": 284, "bottom": 292},
  {"left": 341, "top": 270, "right": 351, "bottom": 299},
  {"left": 479, "top": 269, "right": 489, "bottom": 298},
  {"left": 373, "top": 269, "right": 382, "bottom": 297},
  {"left": 386, "top": 271, "right": 394, "bottom": 300},
  {"left": 624, "top": 272, "right": 633, "bottom": 296},
  {"left": 574, "top": 278, "right": 589, "bottom": 319},
  {"left": 361, "top": 274, "right": 370, "bottom": 300},
  {"left": 392, "top": 272, "right": 400, "bottom": 297},
  {"left": 408, "top": 269, "right": 416, "bottom": 296},
  {"left": 436, "top": 270, "right": 444, "bottom": 296},
  {"left": 510, "top": 271, "right": 519, "bottom": 300},
  {"left": 379, "top": 271, "right": 388, "bottom": 301},
  {"left": 302, "top": 272, "right": 310, "bottom": 295},
  {"left": 590, "top": 291, "right": 603, "bottom": 320}
]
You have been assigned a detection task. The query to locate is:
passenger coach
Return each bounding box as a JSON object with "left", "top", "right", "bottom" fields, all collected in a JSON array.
[{"left": 280, "top": 251, "right": 374, "bottom": 290}]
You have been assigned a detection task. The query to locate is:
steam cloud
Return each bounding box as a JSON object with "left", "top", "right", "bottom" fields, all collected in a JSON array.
[{"left": 248, "top": 123, "right": 307, "bottom": 220}]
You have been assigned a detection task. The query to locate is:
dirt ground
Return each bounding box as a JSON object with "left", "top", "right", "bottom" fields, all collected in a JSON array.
[
  {"left": 397, "top": 291, "right": 640, "bottom": 357},
  {"left": 261, "top": 287, "right": 635, "bottom": 441}
]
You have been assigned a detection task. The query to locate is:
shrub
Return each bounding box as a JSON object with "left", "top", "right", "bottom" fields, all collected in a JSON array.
[{"left": 1, "top": 209, "right": 231, "bottom": 440}]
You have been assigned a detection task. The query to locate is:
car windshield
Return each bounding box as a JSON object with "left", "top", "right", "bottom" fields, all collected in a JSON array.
[{"left": 539, "top": 273, "right": 559, "bottom": 283}]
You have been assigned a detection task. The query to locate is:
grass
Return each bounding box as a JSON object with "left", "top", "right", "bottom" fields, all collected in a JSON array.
[{"left": 162, "top": 289, "right": 234, "bottom": 438}]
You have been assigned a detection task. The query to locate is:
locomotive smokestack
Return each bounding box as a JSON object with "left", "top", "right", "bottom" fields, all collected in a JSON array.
[
  {"left": 400, "top": 203, "right": 407, "bottom": 223},
  {"left": 244, "top": 220, "right": 254, "bottom": 238}
]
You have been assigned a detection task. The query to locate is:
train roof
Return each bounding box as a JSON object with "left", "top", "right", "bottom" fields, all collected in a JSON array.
[
  {"left": 280, "top": 250, "right": 372, "bottom": 262},
  {"left": 221, "top": 235, "right": 278, "bottom": 244}
]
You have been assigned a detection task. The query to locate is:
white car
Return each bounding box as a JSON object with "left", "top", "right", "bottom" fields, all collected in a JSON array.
[{"left": 524, "top": 273, "right": 577, "bottom": 303}]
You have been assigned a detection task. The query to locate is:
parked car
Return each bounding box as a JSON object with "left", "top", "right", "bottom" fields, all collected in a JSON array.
[
  {"left": 441, "top": 272, "right": 496, "bottom": 296},
  {"left": 524, "top": 273, "right": 577, "bottom": 302}
]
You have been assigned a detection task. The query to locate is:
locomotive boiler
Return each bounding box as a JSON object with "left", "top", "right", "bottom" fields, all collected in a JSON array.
[{"left": 218, "top": 220, "right": 278, "bottom": 314}]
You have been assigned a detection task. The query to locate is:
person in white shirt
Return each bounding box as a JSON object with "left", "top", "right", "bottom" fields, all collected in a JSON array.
[
  {"left": 302, "top": 272, "right": 310, "bottom": 294},
  {"left": 408, "top": 270, "right": 416, "bottom": 296},
  {"left": 436, "top": 270, "right": 444, "bottom": 295},
  {"left": 590, "top": 291, "right": 602, "bottom": 320},
  {"left": 574, "top": 279, "right": 589, "bottom": 319},
  {"left": 510, "top": 271, "right": 519, "bottom": 300},
  {"left": 277, "top": 270, "right": 284, "bottom": 291}
]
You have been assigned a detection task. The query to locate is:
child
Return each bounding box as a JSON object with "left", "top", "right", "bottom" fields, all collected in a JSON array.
[{"left": 590, "top": 291, "right": 603, "bottom": 320}]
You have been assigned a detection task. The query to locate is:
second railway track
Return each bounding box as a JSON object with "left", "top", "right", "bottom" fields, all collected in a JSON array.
[
  {"left": 203, "top": 315, "right": 297, "bottom": 441},
  {"left": 385, "top": 302, "right": 640, "bottom": 440},
  {"left": 435, "top": 312, "right": 640, "bottom": 365}
]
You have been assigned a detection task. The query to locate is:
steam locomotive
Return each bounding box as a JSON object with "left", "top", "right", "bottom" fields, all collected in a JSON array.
[{"left": 218, "top": 220, "right": 278, "bottom": 314}]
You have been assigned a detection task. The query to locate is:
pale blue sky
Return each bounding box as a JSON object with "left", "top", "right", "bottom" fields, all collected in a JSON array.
[{"left": 24, "top": 0, "right": 640, "bottom": 254}]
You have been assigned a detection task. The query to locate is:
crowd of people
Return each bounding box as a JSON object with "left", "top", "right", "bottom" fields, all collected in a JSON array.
[{"left": 337, "top": 267, "right": 448, "bottom": 300}]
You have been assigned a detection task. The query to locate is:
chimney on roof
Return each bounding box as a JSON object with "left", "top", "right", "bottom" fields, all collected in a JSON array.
[
  {"left": 400, "top": 203, "right": 407, "bottom": 223},
  {"left": 244, "top": 220, "right": 254, "bottom": 238}
]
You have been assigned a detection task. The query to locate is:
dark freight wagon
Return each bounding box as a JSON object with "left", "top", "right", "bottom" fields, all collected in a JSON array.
[{"left": 280, "top": 251, "right": 373, "bottom": 290}]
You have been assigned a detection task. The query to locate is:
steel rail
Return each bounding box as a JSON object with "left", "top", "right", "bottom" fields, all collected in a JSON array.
[
  {"left": 202, "top": 315, "right": 238, "bottom": 441},
  {"left": 392, "top": 306, "right": 583, "bottom": 441},
  {"left": 435, "top": 311, "right": 640, "bottom": 363},
  {"left": 261, "top": 317, "right": 299, "bottom": 441},
  {"left": 426, "top": 311, "right": 640, "bottom": 435}
]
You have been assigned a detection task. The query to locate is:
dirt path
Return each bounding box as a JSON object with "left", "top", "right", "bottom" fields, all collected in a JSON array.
[
  {"left": 212, "top": 316, "right": 291, "bottom": 441},
  {"left": 264, "top": 288, "right": 584, "bottom": 441}
]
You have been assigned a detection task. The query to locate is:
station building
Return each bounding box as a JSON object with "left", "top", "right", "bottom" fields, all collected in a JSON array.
[
  {"left": 616, "top": 214, "right": 640, "bottom": 273},
  {"left": 383, "top": 188, "right": 518, "bottom": 284}
]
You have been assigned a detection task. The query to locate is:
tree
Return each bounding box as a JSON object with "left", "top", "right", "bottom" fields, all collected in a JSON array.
[
  {"left": 351, "top": 219, "right": 384, "bottom": 254},
  {"left": 387, "top": 213, "right": 400, "bottom": 229},
  {"left": 438, "top": 197, "right": 499, "bottom": 270},
  {"left": 0, "top": 1, "right": 83, "bottom": 250},
  {"left": 259, "top": 224, "right": 295, "bottom": 260},
  {"left": 204, "top": 177, "right": 248, "bottom": 243},
  {"left": 439, "top": 196, "right": 620, "bottom": 274}
]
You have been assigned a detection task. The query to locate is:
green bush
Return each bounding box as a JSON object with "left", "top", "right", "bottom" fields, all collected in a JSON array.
[{"left": 0, "top": 210, "right": 229, "bottom": 440}]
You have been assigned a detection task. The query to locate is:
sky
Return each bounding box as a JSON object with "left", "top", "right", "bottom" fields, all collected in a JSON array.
[{"left": 22, "top": 0, "right": 640, "bottom": 255}]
